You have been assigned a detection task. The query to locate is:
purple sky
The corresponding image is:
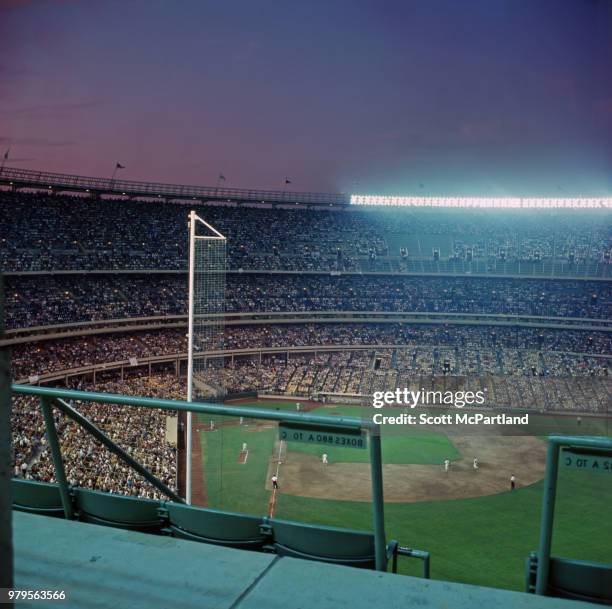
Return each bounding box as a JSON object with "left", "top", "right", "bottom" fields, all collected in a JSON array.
[{"left": 1, "top": 0, "right": 611, "bottom": 195}]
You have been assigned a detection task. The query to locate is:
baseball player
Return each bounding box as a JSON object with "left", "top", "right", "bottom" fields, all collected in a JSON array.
[
  {"left": 322, "top": 453, "right": 329, "bottom": 465},
  {"left": 271, "top": 475, "right": 279, "bottom": 490},
  {"left": 444, "top": 459, "right": 450, "bottom": 471}
]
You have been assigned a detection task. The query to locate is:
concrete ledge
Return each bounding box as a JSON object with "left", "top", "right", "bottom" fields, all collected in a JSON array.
[{"left": 13, "top": 511, "right": 595, "bottom": 609}]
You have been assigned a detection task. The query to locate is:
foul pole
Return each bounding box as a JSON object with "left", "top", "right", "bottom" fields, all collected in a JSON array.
[
  {"left": 186, "top": 210, "right": 197, "bottom": 504},
  {"left": 186, "top": 210, "right": 226, "bottom": 505}
]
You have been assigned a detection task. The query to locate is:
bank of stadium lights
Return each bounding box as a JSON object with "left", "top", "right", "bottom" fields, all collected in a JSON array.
[{"left": 350, "top": 195, "right": 612, "bottom": 209}]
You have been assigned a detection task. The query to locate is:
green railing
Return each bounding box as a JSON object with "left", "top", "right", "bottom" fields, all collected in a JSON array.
[
  {"left": 10, "top": 383, "right": 389, "bottom": 571},
  {"left": 535, "top": 435, "right": 612, "bottom": 596}
]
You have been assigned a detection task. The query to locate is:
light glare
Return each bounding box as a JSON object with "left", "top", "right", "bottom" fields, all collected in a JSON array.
[{"left": 350, "top": 195, "right": 611, "bottom": 209}]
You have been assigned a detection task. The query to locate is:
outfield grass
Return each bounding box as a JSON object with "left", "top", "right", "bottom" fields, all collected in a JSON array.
[
  {"left": 525, "top": 413, "right": 610, "bottom": 437},
  {"left": 275, "top": 472, "right": 612, "bottom": 591},
  {"left": 201, "top": 402, "right": 460, "bottom": 466},
  {"left": 198, "top": 400, "right": 612, "bottom": 591},
  {"left": 199, "top": 424, "right": 275, "bottom": 514}
]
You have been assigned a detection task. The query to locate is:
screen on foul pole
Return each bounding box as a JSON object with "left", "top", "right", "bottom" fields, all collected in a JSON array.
[{"left": 186, "top": 210, "right": 226, "bottom": 504}]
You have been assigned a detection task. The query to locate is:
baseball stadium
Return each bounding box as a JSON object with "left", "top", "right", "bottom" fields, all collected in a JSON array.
[
  {"left": 2, "top": 2, "right": 612, "bottom": 607},
  {"left": 1, "top": 167, "right": 611, "bottom": 608}
]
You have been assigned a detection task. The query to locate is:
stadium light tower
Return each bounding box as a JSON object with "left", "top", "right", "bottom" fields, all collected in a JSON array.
[{"left": 186, "top": 210, "right": 226, "bottom": 504}]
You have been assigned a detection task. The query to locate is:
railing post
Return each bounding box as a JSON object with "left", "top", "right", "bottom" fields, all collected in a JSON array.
[
  {"left": 369, "top": 427, "right": 387, "bottom": 571},
  {"left": 423, "top": 553, "right": 430, "bottom": 579},
  {"left": 40, "top": 397, "right": 73, "bottom": 519},
  {"left": 0, "top": 278, "right": 14, "bottom": 590},
  {"left": 535, "top": 438, "right": 559, "bottom": 595}
]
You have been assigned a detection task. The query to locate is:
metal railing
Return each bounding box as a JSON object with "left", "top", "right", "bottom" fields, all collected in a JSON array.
[
  {"left": 394, "top": 547, "right": 431, "bottom": 579},
  {"left": 535, "top": 435, "right": 612, "bottom": 595},
  {"left": 10, "top": 383, "right": 389, "bottom": 571},
  {"left": 0, "top": 167, "right": 349, "bottom": 206}
]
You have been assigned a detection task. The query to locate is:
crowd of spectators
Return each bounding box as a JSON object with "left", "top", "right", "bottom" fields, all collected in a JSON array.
[
  {"left": 11, "top": 376, "right": 179, "bottom": 498},
  {"left": 5, "top": 273, "right": 610, "bottom": 329},
  {"left": 10, "top": 324, "right": 610, "bottom": 381},
  {"left": 6, "top": 189, "right": 610, "bottom": 501},
  {"left": 1, "top": 191, "right": 610, "bottom": 274},
  {"left": 189, "top": 341, "right": 610, "bottom": 412}
]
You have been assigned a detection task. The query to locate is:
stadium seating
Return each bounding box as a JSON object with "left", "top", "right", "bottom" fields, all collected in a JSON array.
[
  {"left": 267, "top": 518, "right": 398, "bottom": 570},
  {"left": 5, "top": 273, "right": 611, "bottom": 329},
  {"left": 11, "top": 478, "right": 65, "bottom": 517},
  {"left": 11, "top": 481, "right": 409, "bottom": 572},
  {"left": 4, "top": 187, "right": 611, "bottom": 599},
  {"left": 74, "top": 488, "right": 164, "bottom": 532},
  {"left": 164, "top": 502, "right": 267, "bottom": 550},
  {"left": 526, "top": 552, "right": 612, "bottom": 605},
  {"left": 1, "top": 191, "right": 610, "bottom": 275}
]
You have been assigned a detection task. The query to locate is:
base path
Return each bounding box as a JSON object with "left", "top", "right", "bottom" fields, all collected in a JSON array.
[
  {"left": 275, "top": 431, "right": 546, "bottom": 503},
  {"left": 266, "top": 439, "right": 285, "bottom": 517}
]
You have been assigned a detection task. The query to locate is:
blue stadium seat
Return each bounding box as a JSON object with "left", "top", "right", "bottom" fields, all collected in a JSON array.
[
  {"left": 268, "top": 518, "right": 398, "bottom": 569},
  {"left": 74, "top": 488, "right": 163, "bottom": 532},
  {"left": 526, "top": 552, "right": 612, "bottom": 605},
  {"left": 164, "top": 502, "right": 267, "bottom": 550},
  {"left": 11, "top": 479, "right": 65, "bottom": 517}
]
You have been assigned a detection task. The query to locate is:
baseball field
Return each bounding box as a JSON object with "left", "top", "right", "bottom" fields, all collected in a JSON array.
[{"left": 195, "top": 400, "right": 611, "bottom": 591}]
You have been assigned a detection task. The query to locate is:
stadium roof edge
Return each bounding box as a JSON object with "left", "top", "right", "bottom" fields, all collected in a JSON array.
[
  {"left": 1, "top": 167, "right": 610, "bottom": 209},
  {"left": 0, "top": 167, "right": 349, "bottom": 207}
]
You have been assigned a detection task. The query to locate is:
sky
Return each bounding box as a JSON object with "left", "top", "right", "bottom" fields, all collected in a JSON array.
[{"left": 1, "top": 0, "right": 612, "bottom": 196}]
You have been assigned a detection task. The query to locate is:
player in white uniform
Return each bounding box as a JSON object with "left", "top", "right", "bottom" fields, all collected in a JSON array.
[
  {"left": 322, "top": 453, "right": 329, "bottom": 465},
  {"left": 444, "top": 459, "right": 450, "bottom": 471}
]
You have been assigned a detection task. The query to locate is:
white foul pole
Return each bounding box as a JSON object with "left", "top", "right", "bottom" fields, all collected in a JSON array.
[{"left": 186, "top": 209, "right": 197, "bottom": 504}]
